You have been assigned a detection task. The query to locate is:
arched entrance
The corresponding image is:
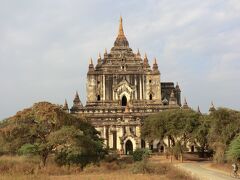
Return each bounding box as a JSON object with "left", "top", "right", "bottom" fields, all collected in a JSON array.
[
  {"left": 97, "top": 95, "right": 101, "bottom": 101},
  {"left": 157, "top": 143, "right": 164, "bottom": 153},
  {"left": 149, "top": 94, "right": 152, "bottom": 100},
  {"left": 125, "top": 140, "right": 133, "bottom": 155},
  {"left": 141, "top": 139, "right": 146, "bottom": 148},
  {"left": 121, "top": 95, "right": 127, "bottom": 106},
  {"left": 191, "top": 145, "right": 194, "bottom": 152}
]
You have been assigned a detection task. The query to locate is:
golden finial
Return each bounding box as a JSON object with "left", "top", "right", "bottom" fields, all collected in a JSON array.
[
  {"left": 98, "top": 53, "right": 101, "bottom": 59},
  {"left": 118, "top": 16, "right": 125, "bottom": 37},
  {"left": 104, "top": 48, "right": 107, "bottom": 54}
]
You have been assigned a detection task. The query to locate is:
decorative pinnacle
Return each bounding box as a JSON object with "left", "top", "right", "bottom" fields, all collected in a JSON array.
[
  {"left": 209, "top": 101, "right": 216, "bottom": 112},
  {"left": 197, "top": 106, "right": 201, "bottom": 113},
  {"left": 211, "top": 101, "right": 214, "bottom": 107},
  {"left": 184, "top": 97, "right": 188, "bottom": 105},
  {"left": 104, "top": 48, "right": 107, "bottom": 54},
  {"left": 63, "top": 99, "right": 69, "bottom": 110},
  {"left": 98, "top": 53, "right": 101, "bottom": 59},
  {"left": 75, "top": 91, "right": 79, "bottom": 99},
  {"left": 89, "top": 57, "right": 93, "bottom": 65},
  {"left": 144, "top": 53, "right": 147, "bottom": 59},
  {"left": 118, "top": 16, "right": 125, "bottom": 38},
  {"left": 154, "top": 58, "right": 157, "bottom": 64},
  {"left": 137, "top": 49, "right": 141, "bottom": 56}
]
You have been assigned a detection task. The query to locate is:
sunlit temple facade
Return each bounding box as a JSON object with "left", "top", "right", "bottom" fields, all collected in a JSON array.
[{"left": 64, "top": 17, "right": 186, "bottom": 154}]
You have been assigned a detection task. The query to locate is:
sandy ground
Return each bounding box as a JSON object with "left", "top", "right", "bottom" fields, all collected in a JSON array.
[{"left": 176, "top": 162, "right": 236, "bottom": 180}]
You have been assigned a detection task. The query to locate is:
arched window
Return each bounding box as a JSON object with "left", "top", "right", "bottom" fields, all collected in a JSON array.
[
  {"left": 97, "top": 95, "right": 101, "bottom": 101},
  {"left": 121, "top": 95, "right": 127, "bottom": 106},
  {"left": 149, "top": 94, "right": 152, "bottom": 100}
]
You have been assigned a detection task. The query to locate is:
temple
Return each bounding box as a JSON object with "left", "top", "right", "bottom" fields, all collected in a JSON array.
[{"left": 67, "top": 17, "right": 183, "bottom": 154}]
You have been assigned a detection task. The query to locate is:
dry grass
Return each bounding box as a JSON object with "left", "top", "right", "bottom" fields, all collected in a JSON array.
[
  {"left": 50, "top": 173, "right": 167, "bottom": 180},
  {"left": 0, "top": 155, "right": 81, "bottom": 179},
  {"left": 0, "top": 155, "right": 194, "bottom": 180}
]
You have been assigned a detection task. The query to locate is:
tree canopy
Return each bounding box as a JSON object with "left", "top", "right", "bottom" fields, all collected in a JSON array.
[
  {"left": 142, "top": 109, "right": 201, "bottom": 146},
  {"left": 0, "top": 102, "right": 105, "bottom": 167}
]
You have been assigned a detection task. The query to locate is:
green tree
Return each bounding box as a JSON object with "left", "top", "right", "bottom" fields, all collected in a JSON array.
[
  {"left": 208, "top": 108, "right": 240, "bottom": 163},
  {"left": 141, "top": 109, "right": 201, "bottom": 159},
  {"left": 0, "top": 102, "right": 105, "bottom": 167},
  {"left": 227, "top": 135, "right": 240, "bottom": 162},
  {"left": 193, "top": 115, "right": 210, "bottom": 157}
]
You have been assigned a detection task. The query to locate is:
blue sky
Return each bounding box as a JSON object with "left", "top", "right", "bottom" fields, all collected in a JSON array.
[{"left": 0, "top": 0, "right": 240, "bottom": 119}]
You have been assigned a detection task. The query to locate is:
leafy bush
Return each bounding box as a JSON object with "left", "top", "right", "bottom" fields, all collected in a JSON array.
[
  {"left": 132, "top": 148, "right": 150, "bottom": 162},
  {"left": 18, "top": 144, "right": 39, "bottom": 156},
  {"left": 227, "top": 135, "right": 240, "bottom": 162},
  {"left": 104, "top": 151, "right": 119, "bottom": 162}
]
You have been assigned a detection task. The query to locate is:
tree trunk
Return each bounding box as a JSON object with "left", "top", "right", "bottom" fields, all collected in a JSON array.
[
  {"left": 180, "top": 153, "right": 183, "bottom": 163},
  {"left": 41, "top": 152, "right": 48, "bottom": 167}
]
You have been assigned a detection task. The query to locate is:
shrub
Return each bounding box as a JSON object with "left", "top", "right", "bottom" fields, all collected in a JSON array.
[
  {"left": 132, "top": 148, "right": 150, "bottom": 162},
  {"left": 104, "top": 151, "right": 119, "bottom": 162},
  {"left": 132, "top": 159, "right": 151, "bottom": 174},
  {"left": 132, "top": 159, "right": 169, "bottom": 174},
  {"left": 227, "top": 135, "right": 240, "bottom": 162},
  {"left": 18, "top": 144, "right": 39, "bottom": 156}
]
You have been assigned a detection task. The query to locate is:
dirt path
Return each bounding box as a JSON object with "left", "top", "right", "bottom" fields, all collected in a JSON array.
[{"left": 176, "top": 162, "right": 236, "bottom": 180}]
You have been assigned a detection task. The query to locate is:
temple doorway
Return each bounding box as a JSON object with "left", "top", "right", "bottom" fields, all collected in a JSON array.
[
  {"left": 157, "top": 143, "right": 164, "bottom": 153},
  {"left": 191, "top": 145, "right": 194, "bottom": 152},
  {"left": 122, "top": 95, "right": 127, "bottom": 106},
  {"left": 125, "top": 140, "right": 133, "bottom": 154}
]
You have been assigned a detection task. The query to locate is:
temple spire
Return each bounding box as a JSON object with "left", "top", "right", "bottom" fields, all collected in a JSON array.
[
  {"left": 88, "top": 57, "right": 94, "bottom": 71},
  {"left": 154, "top": 57, "right": 157, "bottom": 65},
  {"left": 209, "top": 101, "right": 216, "bottom": 113},
  {"left": 118, "top": 16, "right": 125, "bottom": 38},
  {"left": 70, "top": 91, "right": 83, "bottom": 113},
  {"left": 137, "top": 49, "right": 141, "bottom": 57},
  {"left": 169, "top": 90, "right": 177, "bottom": 106},
  {"left": 143, "top": 53, "right": 150, "bottom": 68},
  {"left": 62, "top": 99, "right": 69, "bottom": 113},
  {"left": 152, "top": 57, "right": 160, "bottom": 74},
  {"left": 89, "top": 57, "right": 93, "bottom": 65},
  {"left": 114, "top": 16, "right": 129, "bottom": 47},
  {"left": 182, "top": 97, "right": 189, "bottom": 109},
  {"left": 197, "top": 106, "right": 201, "bottom": 114}
]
